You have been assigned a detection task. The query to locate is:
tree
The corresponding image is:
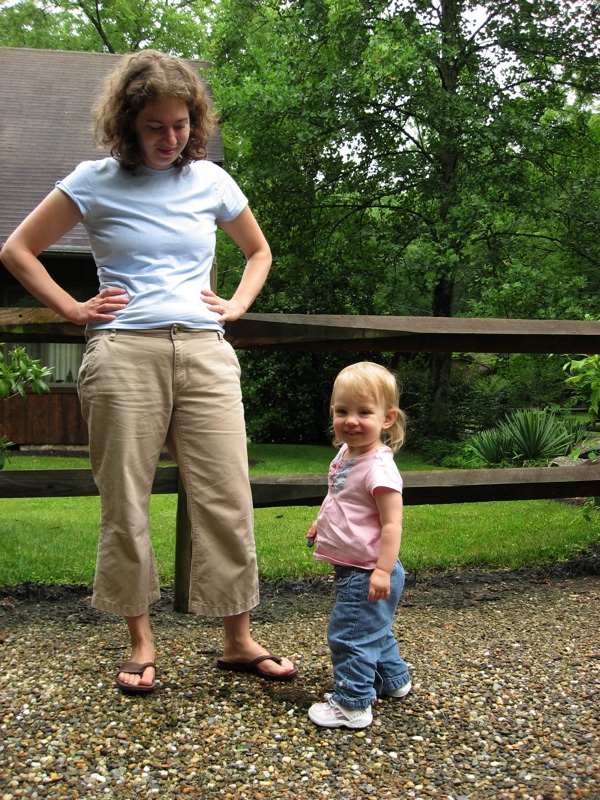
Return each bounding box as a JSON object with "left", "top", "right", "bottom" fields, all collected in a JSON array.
[
  {"left": 209, "top": 0, "right": 600, "bottom": 438},
  {"left": 0, "top": 0, "right": 210, "bottom": 56},
  {"left": 4, "top": 0, "right": 600, "bottom": 443},
  {"left": 467, "top": 108, "right": 600, "bottom": 321}
]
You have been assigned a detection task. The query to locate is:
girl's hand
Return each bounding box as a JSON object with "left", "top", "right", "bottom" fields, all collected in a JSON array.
[
  {"left": 368, "top": 568, "right": 391, "bottom": 602},
  {"left": 306, "top": 522, "right": 318, "bottom": 547},
  {"left": 201, "top": 289, "right": 245, "bottom": 323},
  {"left": 69, "top": 287, "right": 130, "bottom": 324}
]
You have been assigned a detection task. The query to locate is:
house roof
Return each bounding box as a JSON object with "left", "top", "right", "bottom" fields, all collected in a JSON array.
[{"left": 0, "top": 47, "right": 223, "bottom": 254}]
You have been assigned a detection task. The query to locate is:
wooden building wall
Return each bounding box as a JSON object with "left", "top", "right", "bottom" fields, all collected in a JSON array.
[{"left": 0, "top": 387, "right": 88, "bottom": 446}]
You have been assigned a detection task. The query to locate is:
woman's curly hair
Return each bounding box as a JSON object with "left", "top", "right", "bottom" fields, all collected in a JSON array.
[{"left": 92, "top": 49, "right": 217, "bottom": 171}]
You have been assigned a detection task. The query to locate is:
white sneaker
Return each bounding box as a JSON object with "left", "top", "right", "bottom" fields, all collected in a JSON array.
[
  {"left": 308, "top": 693, "right": 373, "bottom": 729},
  {"left": 384, "top": 680, "right": 412, "bottom": 698}
]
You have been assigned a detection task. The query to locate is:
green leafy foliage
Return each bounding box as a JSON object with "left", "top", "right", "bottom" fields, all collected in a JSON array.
[
  {"left": 563, "top": 353, "right": 600, "bottom": 422},
  {"left": 562, "top": 418, "right": 591, "bottom": 450},
  {"left": 0, "top": 344, "right": 52, "bottom": 469},
  {"left": 208, "top": 0, "right": 600, "bottom": 440},
  {"left": 0, "top": 435, "right": 13, "bottom": 471},
  {"left": 240, "top": 350, "right": 388, "bottom": 444},
  {"left": 490, "top": 354, "right": 573, "bottom": 412},
  {"left": 0, "top": 344, "right": 52, "bottom": 399},
  {"left": 0, "top": 0, "right": 210, "bottom": 56},
  {"left": 498, "top": 409, "right": 574, "bottom": 462}
]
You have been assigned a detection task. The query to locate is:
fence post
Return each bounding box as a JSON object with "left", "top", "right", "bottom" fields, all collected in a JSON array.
[{"left": 174, "top": 472, "right": 191, "bottom": 613}]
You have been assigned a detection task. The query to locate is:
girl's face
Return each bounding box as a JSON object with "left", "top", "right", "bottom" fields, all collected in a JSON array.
[
  {"left": 134, "top": 96, "right": 190, "bottom": 170},
  {"left": 331, "top": 387, "right": 397, "bottom": 457}
]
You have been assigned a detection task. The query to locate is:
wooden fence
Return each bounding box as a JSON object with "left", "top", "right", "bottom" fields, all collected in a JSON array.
[{"left": 1, "top": 310, "right": 599, "bottom": 609}]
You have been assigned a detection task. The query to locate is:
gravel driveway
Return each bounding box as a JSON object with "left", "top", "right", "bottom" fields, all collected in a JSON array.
[{"left": 0, "top": 557, "right": 598, "bottom": 799}]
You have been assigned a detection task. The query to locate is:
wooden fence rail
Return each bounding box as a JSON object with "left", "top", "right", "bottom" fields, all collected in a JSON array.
[
  {"left": 2, "top": 309, "right": 600, "bottom": 352},
  {"left": 2, "top": 464, "right": 600, "bottom": 505}
]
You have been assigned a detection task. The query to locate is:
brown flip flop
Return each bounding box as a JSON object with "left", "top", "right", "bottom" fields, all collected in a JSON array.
[
  {"left": 216, "top": 653, "right": 298, "bottom": 682},
  {"left": 116, "top": 661, "right": 156, "bottom": 694}
]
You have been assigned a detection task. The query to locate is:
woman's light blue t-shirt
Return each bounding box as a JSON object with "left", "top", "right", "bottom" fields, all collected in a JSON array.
[{"left": 57, "top": 157, "right": 248, "bottom": 330}]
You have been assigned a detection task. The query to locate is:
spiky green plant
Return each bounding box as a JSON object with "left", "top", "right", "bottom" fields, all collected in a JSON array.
[
  {"left": 498, "top": 408, "right": 573, "bottom": 461},
  {"left": 467, "top": 427, "right": 512, "bottom": 466},
  {"left": 467, "top": 408, "right": 588, "bottom": 467}
]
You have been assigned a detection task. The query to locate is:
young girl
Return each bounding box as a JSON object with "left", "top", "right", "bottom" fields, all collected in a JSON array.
[{"left": 307, "top": 362, "right": 412, "bottom": 728}]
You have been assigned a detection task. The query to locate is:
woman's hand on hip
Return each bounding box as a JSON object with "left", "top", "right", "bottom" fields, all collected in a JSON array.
[
  {"left": 70, "top": 287, "right": 130, "bottom": 324},
  {"left": 201, "top": 289, "right": 245, "bottom": 322}
]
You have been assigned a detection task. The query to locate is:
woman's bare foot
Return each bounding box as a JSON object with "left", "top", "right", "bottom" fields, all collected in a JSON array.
[
  {"left": 117, "top": 657, "right": 156, "bottom": 690},
  {"left": 117, "top": 611, "right": 156, "bottom": 690},
  {"left": 221, "top": 612, "right": 296, "bottom": 679}
]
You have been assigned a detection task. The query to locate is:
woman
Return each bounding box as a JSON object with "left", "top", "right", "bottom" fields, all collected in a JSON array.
[{"left": 0, "top": 50, "right": 296, "bottom": 692}]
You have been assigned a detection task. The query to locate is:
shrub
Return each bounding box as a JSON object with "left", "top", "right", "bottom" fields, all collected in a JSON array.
[
  {"left": 401, "top": 353, "right": 573, "bottom": 451},
  {"left": 562, "top": 417, "right": 590, "bottom": 448},
  {"left": 467, "top": 427, "right": 512, "bottom": 466},
  {"left": 492, "top": 353, "right": 573, "bottom": 411},
  {"left": 498, "top": 408, "right": 573, "bottom": 462},
  {"left": 466, "top": 408, "right": 584, "bottom": 467},
  {"left": 563, "top": 353, "right": 600, "bottom": 422},
  {"left": 0, "top": 344, "right": 52, "bottom": 469}
]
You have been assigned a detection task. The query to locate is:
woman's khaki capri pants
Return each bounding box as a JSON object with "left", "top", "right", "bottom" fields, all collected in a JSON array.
[{"left": 78, "top": 326, "right": 259, "bottom": 618}]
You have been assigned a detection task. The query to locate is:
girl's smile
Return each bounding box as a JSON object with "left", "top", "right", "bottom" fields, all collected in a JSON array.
[{"left": 332, "top": 388, "right": 397, "bottom": 458}]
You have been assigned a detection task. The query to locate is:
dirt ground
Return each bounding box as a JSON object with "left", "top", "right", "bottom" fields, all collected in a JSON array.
[{"left": 1, "top": 536, "right": 599, "bottom": 625}]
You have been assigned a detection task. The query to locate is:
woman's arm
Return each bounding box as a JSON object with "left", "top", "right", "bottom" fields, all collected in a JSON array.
[
  {"left": 201, "top": 205, "right": 272, "bottom": 322},
  {"left": 0, "top": 188, "right": 129, "bottom": 324}
]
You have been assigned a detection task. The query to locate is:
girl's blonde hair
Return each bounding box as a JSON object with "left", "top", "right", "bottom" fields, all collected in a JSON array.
[
  {"left": 92, "top": 49, "right": 217, "bottom": 172},
  {"left": 330, "top": 362, "right": 407, "bottom": 453}
]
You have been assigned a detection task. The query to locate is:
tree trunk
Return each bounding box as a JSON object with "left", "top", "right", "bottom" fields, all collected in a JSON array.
[
  {"left": 429, "top": 277, "right": 455, "bottom": 437},
  {"left": 427, "top": 0, "right": 462, "bottom": 439}
]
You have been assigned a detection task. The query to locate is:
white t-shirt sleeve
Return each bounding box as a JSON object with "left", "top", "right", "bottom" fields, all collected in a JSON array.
[
  {"left": 215, "top": 167, "right": 248, "bottom": 222},
  {"left": 57, "top": 160, "right": 97, "bottom": 216}
]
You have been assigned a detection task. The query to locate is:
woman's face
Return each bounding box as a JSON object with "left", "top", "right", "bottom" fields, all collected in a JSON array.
[{"left": 134, "top": 96, "right": 190, "bottom": 170}]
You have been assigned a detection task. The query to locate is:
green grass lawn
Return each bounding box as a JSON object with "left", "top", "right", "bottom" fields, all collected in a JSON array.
[{"left": 1, "top": 444, "right": 598, "bottom": 585}]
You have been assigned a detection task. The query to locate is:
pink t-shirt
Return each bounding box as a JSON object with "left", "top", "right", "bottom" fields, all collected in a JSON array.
[{"left": 314, "top": 444, "right": 403, "bottom": 570}]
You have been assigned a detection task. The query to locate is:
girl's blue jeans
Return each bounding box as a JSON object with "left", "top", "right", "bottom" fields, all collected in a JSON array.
[{"left": 327, "top": 560, "right": 411, "bottom": 710}]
